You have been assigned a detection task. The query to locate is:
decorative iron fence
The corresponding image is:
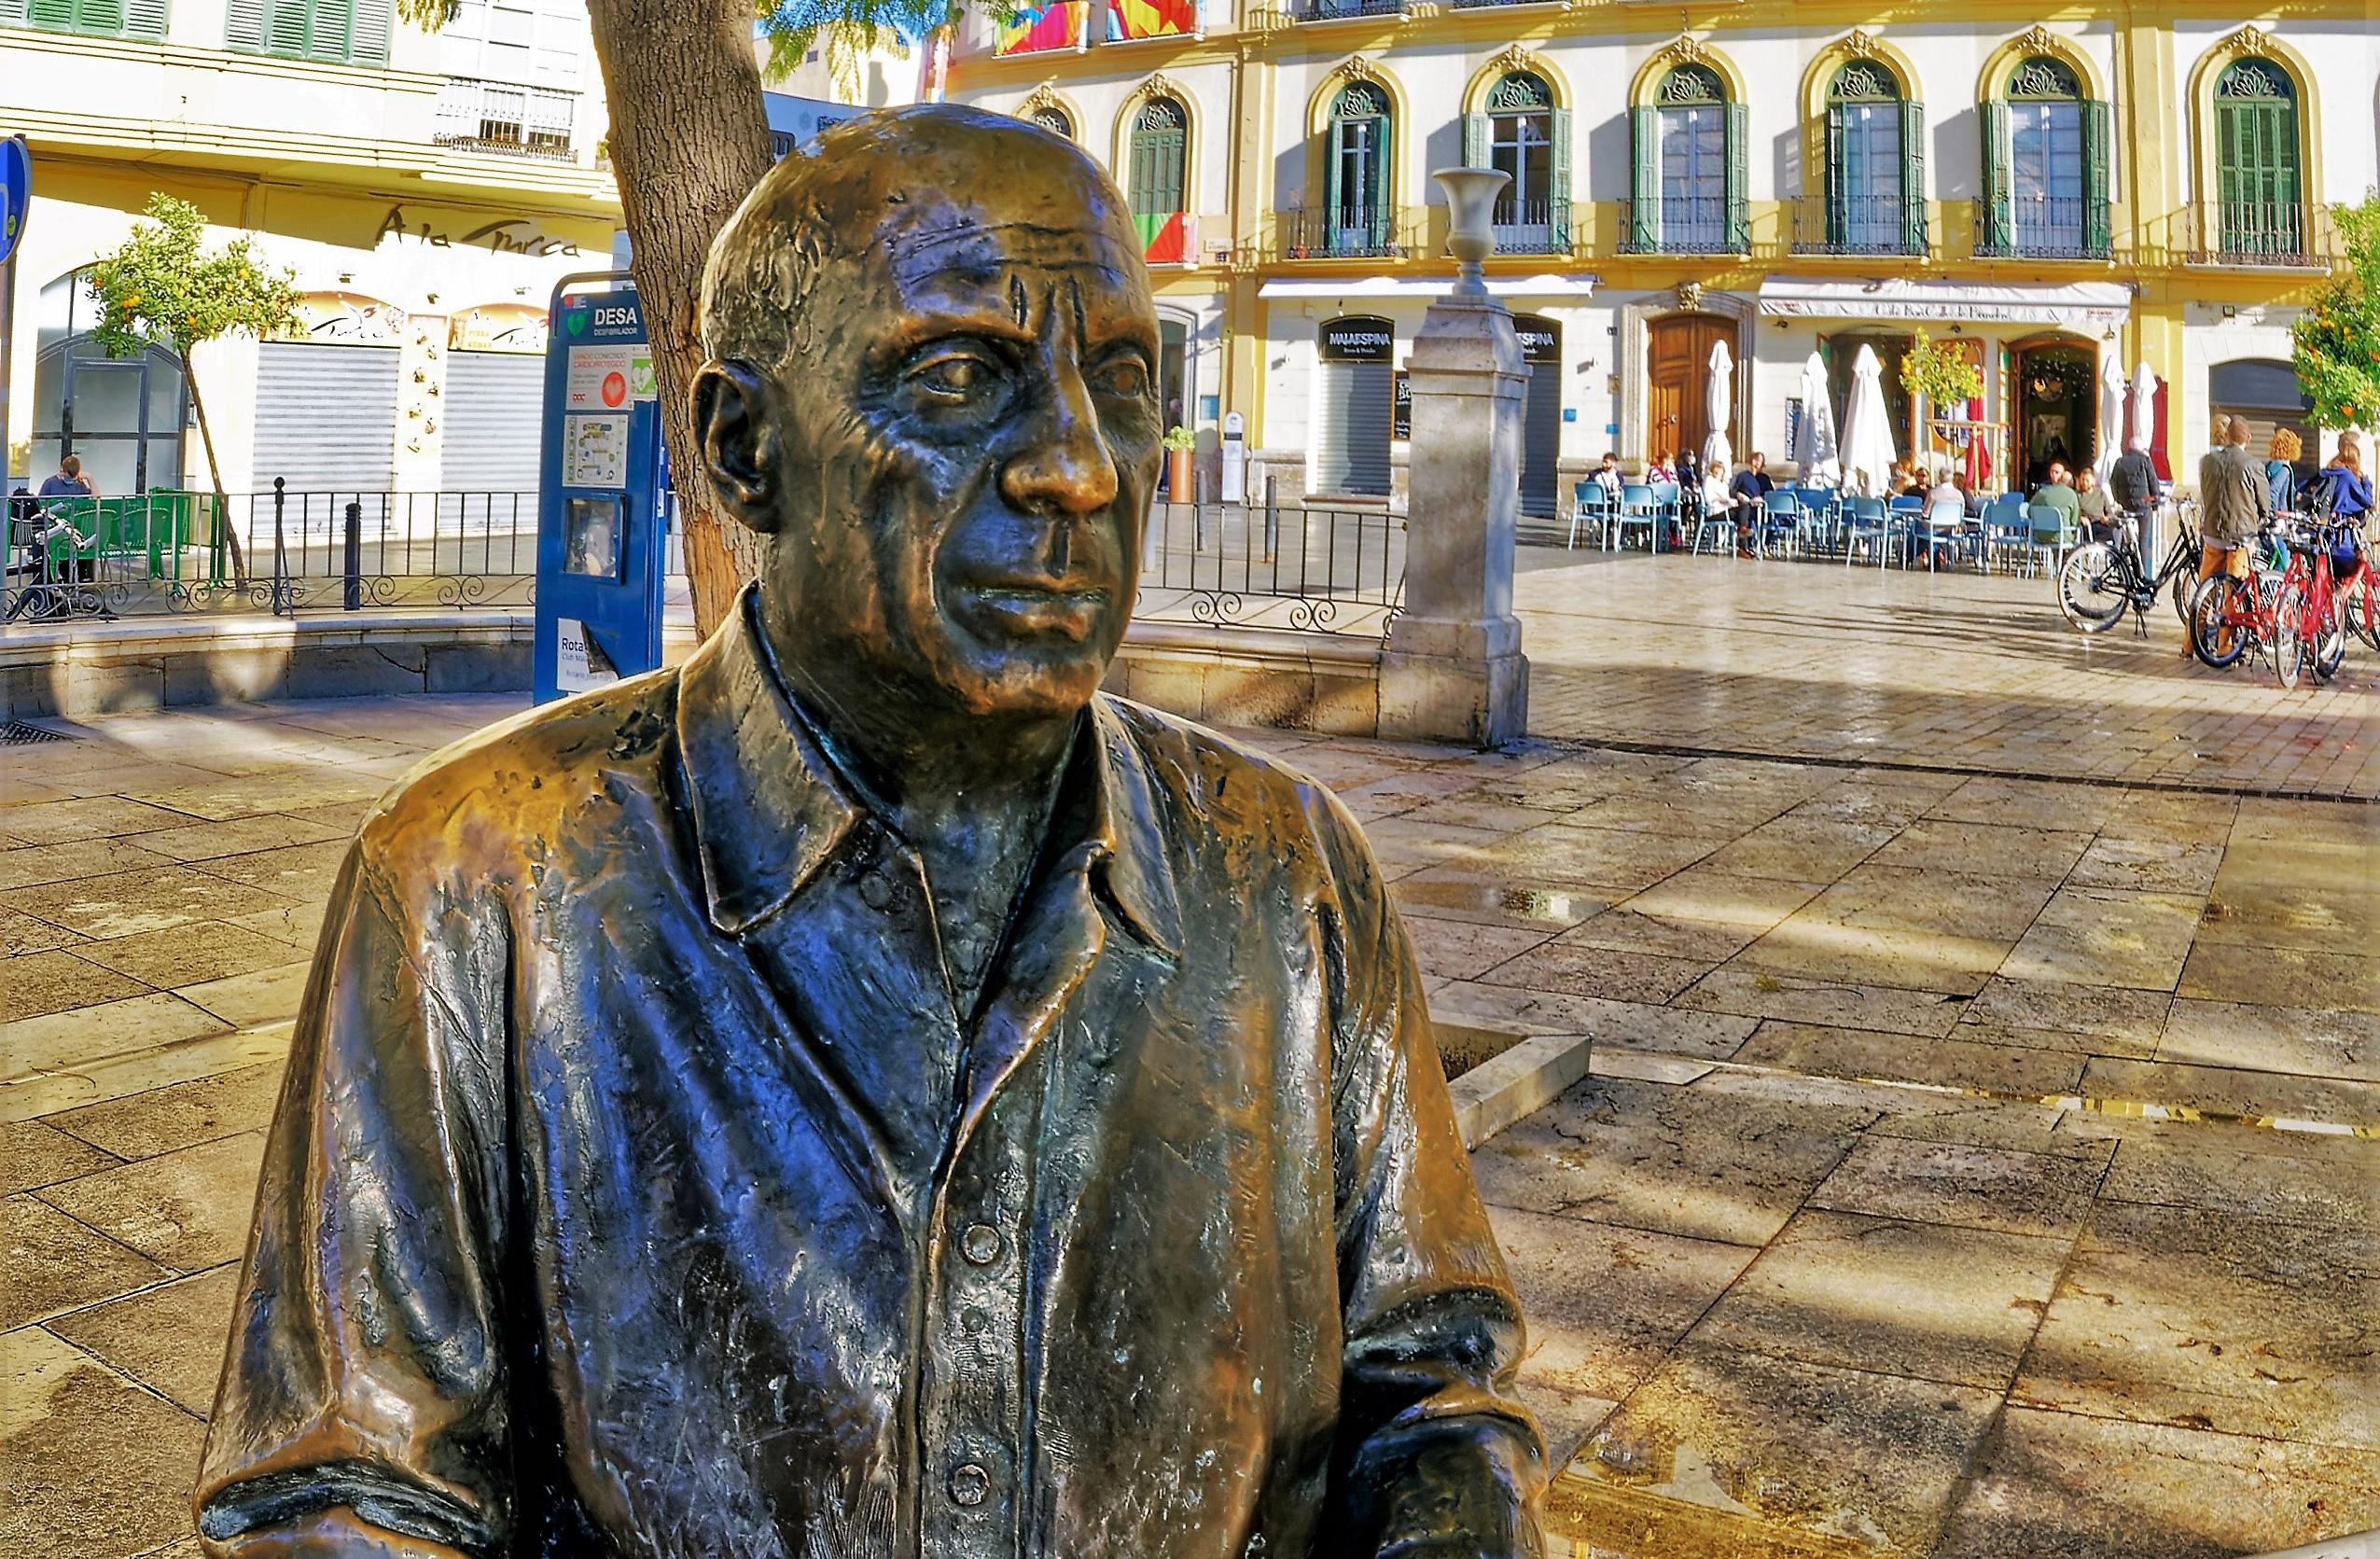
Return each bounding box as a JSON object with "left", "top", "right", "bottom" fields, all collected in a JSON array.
[
  {"left": 1489, "top": 198, "right": 1569, "bottom": 257},
  {"left": 1275, "top": 203, "right": 1402, "bottom": 260},
  {"left": 1134, "top": 480, "right": 1404, "bottom": 638},
  {"left": 433, "top": 77, "right": 580, "bottom": 160},
  {"left": 1789, "top": 192, "right": 1928, "bottom": 257},
  {"left": 1972, "top": 196, "right": 2110, "bottom": 259},
  {"left": 2183, "top": 200, "right": 2335, "bottom": 269},
  {"left": 2, "top": 484, "right": 539, "bottom": 625},
  {"left": 1615, "top": 197, "right": 1747, "bottom": 257}
]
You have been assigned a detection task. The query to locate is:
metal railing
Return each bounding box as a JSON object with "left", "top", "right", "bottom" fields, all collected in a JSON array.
[
  {"left": 1489, "top": 198, "right": 1568, "bottom": 256},
  {"left": 2183, "top": 200, "right": 2336, "bottom": 269},
  {"left": 1972, "top": 196, "right": 2109, "bottom": 259},
  {"left": 1302, "top": 0, "right": 1402, "bottom": 17},
  {"left": 1615, "top": 197, "right": 1747, "bottom": 256},
  {"left": 433, "top": 77, "right": 579, "bottom": 160},
  {"left": 1134, "top": 478, "right": 1403, "bottom": 638},
  {"left": 1275, "top": 203, "right": 1401, "bottom": 260},
  {"left": 3, "top": 485, "right": 540, "bottom": 625},
  {"left": 1789, "top": 192, "right": 1928, "bottom": 257}
]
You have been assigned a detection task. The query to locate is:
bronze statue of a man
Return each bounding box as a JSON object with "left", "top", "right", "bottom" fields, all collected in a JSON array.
[{"left": 196, "top": 104, "right": 1544, "bottom": 1557}]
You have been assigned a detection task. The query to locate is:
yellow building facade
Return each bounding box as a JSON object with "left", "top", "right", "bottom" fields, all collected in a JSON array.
[
  {"left": 948, "top": 1, "right": 2377, "bottom": 513},
  {"left": 3, "top": 0, "right": 619, "bottom": 500}
]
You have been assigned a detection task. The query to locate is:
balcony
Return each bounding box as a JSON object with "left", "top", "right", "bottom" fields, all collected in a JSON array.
[
  {"left": 434, "top": 77, "right": 580, "bottom": 160},
  {"left": 1489, "top": 199, "right": 1569, "bottom": 257},
  {"left": 1789, "top": 193, "right": 1927, "bottom": 258},
  {"left": 1277, "top": 204, "right": 1400, "bottom": 260},
  {"left": 1970, "top": 197, "right": 2109, "bottom": 261},
  {"left": 1615, "top": 197, "right": 1747, "bottom": 258},
  {"left": 1302, "top": 0, "right": 1402, "bottom": 18},
  {"left": 2183, "top": 201, "right": 2337, "bottom": 271}
]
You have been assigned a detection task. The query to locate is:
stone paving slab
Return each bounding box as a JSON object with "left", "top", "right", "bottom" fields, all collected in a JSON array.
[{"left": 0, "top": 672, "right": 2373, "bottom": 1557}]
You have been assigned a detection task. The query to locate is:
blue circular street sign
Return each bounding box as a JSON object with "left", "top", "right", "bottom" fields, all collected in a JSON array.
[{"left": 0, "top": 136, "right": 30, "bottom": 268}]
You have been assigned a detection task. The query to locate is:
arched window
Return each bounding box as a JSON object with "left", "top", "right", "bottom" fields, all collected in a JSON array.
[
  {"left": 1465, "top": 71, "right": 1570, "bottom": 254},
  {"left": 1325, "top": 82, "right": 1394, "bottom": 257},
  {"left": 1630, "top": 64, "right": 1745, "bottom": 255},
  {"left": 1028, "top": 104, "right": 1074, "bottom": 140},
  {"left": 2213, "top": 59, "right": 2303, "bottom": 259},
  {"left": 1982, "top": 54, "right": 2109, "bottom": 258},
  {"left": 1824, "top": 59, "right": 1924, "bottom": 255},
  {"left": 1128, "top": 96, "right": 1189, "bottom": 262}
]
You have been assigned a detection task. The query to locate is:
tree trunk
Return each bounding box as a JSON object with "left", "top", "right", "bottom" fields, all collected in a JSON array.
[
  {"left": 185, "top": 367, "right": 249, "bottom": 591},
  {"left": 586, "top": 0, "right": 772, "bottom": 642}
]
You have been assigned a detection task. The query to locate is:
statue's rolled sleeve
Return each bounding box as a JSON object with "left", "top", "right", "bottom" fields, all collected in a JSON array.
[
  {"left": 195, "top": 838, "right": 512, "bottom": 1558},
  {"left": 1315, "top": 795, "right": 1548, "bottom": 1557}
]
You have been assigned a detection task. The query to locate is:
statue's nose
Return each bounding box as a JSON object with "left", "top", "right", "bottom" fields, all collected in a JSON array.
[{"left": 1000, "top": 363, "right": 1119, "bottom": 518}]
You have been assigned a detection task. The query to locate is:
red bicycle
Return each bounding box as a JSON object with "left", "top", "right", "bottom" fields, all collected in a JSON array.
[{"left": 2189, "top": 521, "right": 2350, "bottom": 688}]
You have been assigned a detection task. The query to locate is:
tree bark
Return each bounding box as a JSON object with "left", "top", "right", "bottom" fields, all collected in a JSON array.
[
  {"left": 184, "top": 367, "right": 250, "bottom": 590},
  {"left": 586, "top": 0, "right": 772, "bottom": 641}
]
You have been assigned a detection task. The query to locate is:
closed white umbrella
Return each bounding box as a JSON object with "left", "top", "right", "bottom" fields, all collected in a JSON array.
[
  {"left": 1838, "top": 344, "right": 1898, "bottom": 496},
  {"left": 2126, "top": 362, "right": 2158, "bottom": 453},
  {"left": 2097, "top": 352, "right": 2127, "bottom": 480},
  {"left": 1704, "top": 340, "right": 1734, "bottom": 469},
  {"left": 1794, "top": 351, "right": 1841, "bottom": 485}
]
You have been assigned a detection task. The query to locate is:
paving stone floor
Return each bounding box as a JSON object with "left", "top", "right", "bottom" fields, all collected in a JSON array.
[{"left": 6, "top": 555, "right": 2378, "bottom": 1557}]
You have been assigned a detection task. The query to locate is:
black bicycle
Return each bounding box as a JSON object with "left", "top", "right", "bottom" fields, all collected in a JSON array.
[{"left": 2057, "top": 508, "right": 2202, "bottom": 636}]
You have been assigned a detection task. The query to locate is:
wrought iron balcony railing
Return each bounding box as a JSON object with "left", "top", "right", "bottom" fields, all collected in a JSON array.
[
  {"left": 1488, "top": 199, "right": 1569, "bottom": 257},
  {"left": 2184, "top": 200, "right": 2336, "bottom": 270},
  {"left": 1789, "top": 192, "right": 1928, "bottom": 258},
  {"left": 1971, "top": 196, "right": 2110, "bottom": 260},
  {"left": 1615, "top": 197, "right": 1747, "bottom": 257},
  {"left": 1302, "top": 0, "right": 1401, "bottom": 17},
  {"left": 433, "top": 77, "right": 579, "bottom": 160},
  {"left": 1276, "top": 204, "right": 1401, "bottom": 260}
]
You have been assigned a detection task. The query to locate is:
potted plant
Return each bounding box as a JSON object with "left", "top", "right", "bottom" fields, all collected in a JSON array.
[{"left": 1163, "top": 425, "right": 1196, "bottom": 499}]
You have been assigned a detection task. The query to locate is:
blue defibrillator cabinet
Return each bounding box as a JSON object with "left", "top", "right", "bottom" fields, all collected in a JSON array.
[{"left": 534, "top": 271, "right": 671, "bottom": 704}]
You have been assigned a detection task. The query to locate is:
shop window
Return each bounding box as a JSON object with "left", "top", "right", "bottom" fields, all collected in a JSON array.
[
  {"left": 1464, "top": 71, "right": 1569, "bottom": 254},
  {"left": 2213, "top": 59, "right": 2303, "bottom": 259},
  {"left": 1325, "top": 82, "right": 1394, "bottom": 258},
  {"left": 1630, "top": 65, "right": 1746, "bottom": 255},
  {"left": 1129, "top": 96, "right": 1190, "bottom": 264},
  {"left": 1980, "top": 54, "right": 2109, "bottom": 258},
  {"left": 226, "top": 0, "right": 391, "bottom": 64},
  {"left": 1823, "top": 59, "right": 1924, "bottom": 255},
  {"left": 2, "top": 0, "right": 169, "bottom": 41}
]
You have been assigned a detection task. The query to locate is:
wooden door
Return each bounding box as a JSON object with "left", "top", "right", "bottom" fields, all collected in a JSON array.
[{"left": 1648, "top": 313, "right": 1730, "bottom": 466}]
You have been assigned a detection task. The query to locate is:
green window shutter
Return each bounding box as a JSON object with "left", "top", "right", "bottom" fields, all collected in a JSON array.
[
  {"left": 224, "top": 0, "right": 262, "bottom": 49},
  {"left": 1462, "top": 111, "right": 1486, "bottom": 169},
  {"left": 28, "top": 0, "right": 73, "bottom": 26},
  {"left": 1724, "top": 99, "right": 1748, "bottom": 252},
  {"left": 1629, "top": 104, "right": 1659, "bottom": 250},
  {"left": 1981, "top": 100, "right": 2011, "bottom": 253},
  {"left": 264, "top": 0, "right": 309, "bottom": 55},
  {"left": 122, "top": 0, "right": 166, "bottom": 38},
  {"left": 2081, "top": 98, "right": 2110, "bottom": 255},
  {"left": 1323, "top": 121, "right": 1343, "bottom": 244},
  {"left": 349, "top": 0, "right": 387, "bottom": 63},
  {"left": 1548, "top": 106, "right": 1572, "bottom": 251},
  {"left": 71, "top": 0, "right": 126, "bottom": 31},
  {"left": 1823, "top": 104, "right": 1845, "bottom": 247},
  {"left": 0, "top": 0, "right": 25, "bottom": 26},
  {"left": 1900, "top": 99, "right": 1927, "bottom": 254}
]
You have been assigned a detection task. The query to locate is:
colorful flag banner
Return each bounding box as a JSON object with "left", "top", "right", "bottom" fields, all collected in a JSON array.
[
  {"left": 1106, "top": 0, "right": 1193, "bottom": 41},
  {"left": 1135, "top": 211, "right": 1188, "bottom": 264},
  {"left": 995, "top": 2, "right": 1085, "bottom": 55}
]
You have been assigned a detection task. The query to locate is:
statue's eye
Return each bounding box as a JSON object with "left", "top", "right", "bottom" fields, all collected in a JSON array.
[
  {"left": 1091, "top": 356, "right": 1150, "bottom": 400},
  {"left": 911, "top": 351, "right": 1000, "bottom": 400}
]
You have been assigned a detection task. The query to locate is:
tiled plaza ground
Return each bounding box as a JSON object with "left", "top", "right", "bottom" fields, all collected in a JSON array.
[{"left": 5, "top": 554, "right": 2377, "bottom": 1558}]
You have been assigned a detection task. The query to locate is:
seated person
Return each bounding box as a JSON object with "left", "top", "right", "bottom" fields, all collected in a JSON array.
[
  {"left": 2031, "top": 461, "right": 2081, "bottom": 523},
  {"left": 1727, "top": 452, "right": 1775, "bottom": 557},
  {"left": 1926, "top": 468, "right": 1963, "bottom": 512},
  {"left": 1587, "top": 452, "right": 1624, "bottom": 504},
  {"left": 2075, "top": 467, "right": 2116, "bottom": 542},
  {"left": 1646, "top": 451, "right": 1677, "bottom": 485},
  {"left": 1952, "top": 470, "right": 1986, "bottom": 520}
]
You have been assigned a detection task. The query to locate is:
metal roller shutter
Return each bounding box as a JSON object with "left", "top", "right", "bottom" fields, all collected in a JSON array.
[
  {"left": 1315, "top": 361, "right": 1392, "bottom": 496},
  {"left": 440, "top": 350, "right": 544, "bottom": 496},
  {"left": 252, "top": 341, "right": 399, "bottom": 495},
  {"left": 1521, "top": 362, "right": 1562, "bottom": 518}
]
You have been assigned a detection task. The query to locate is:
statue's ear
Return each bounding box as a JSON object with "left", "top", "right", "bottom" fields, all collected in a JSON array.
[{"left": 692, "top": 359, "right": 782, "bottom": 534}]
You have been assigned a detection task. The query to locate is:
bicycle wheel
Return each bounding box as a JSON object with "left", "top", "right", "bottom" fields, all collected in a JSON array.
[
  {"left": 2189, "top": 573, "right": 2248, "bottom": 669},
  {"left": 2312, "top": 583, "right": 2347, "bottom": 683},
  {"left": 2057, "top": 542, "right": 2131, "bottom": 633},
  {"left": 2348, "top": 572, "right": 2380, "bottom": 653},
  {"left": 2273, "top": 578, "right": 2304, "bottom": 689}
]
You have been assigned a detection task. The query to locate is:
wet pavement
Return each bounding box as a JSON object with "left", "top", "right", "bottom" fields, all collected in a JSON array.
[{"left": 6, "top": 552, "right": 2378, "bottom": 1557}]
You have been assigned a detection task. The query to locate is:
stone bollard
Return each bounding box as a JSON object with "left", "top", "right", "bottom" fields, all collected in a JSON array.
[{"left": 1377, "top": 167, "right": 1529, "bottom": 747}]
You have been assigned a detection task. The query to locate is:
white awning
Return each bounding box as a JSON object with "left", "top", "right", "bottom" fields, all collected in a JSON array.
[
  {"left": 1259, "top": 274, "right": 1597, "bottom": 299},
  {"left": 1757, "top": 276, "right": 2134, "bottom": 329}
]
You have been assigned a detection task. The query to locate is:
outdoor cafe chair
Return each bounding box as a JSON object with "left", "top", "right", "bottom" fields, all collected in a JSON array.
[
  {"left": 1914, "top": 499, "right": 1979, "bottom": 572},
  {"left": 1979, "top": 496, "right": 2030, "bottom": 573},
  {"left": 1568, "top": 480, "right": 1616, "bottom": 550},
  {"left": 2025, "top": 502, "right": 2078, "bottom": 577},
  {"left": 1690, "top": 497, "right": 1734, "bottom": 555},
  {"left": 1613, "top": 483, "right": 1661, "bottom": 552},
  {"left": 1842, "top": 495, "right": 1896, "bottom": 568},
  {"left": 1791, "top": 487, "right": 1838, "bottom": 554},
  {"left": 1758, "top": 489, "right": 1802, "bottom": 560}
]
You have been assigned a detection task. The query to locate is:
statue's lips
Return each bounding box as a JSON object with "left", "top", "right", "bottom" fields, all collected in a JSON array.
[{"left": 949, "top": 582, "right": 1109, "bottom": 641}]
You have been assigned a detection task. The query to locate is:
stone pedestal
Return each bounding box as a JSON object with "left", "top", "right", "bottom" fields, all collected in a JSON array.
[{"left": 1378, "top": 292, "right": 1529, "bottom": 746}]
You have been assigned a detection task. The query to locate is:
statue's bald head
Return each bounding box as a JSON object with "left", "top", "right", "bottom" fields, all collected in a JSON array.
[{"left": 699, "top": 104, "right": 1148, "bottom": 380}]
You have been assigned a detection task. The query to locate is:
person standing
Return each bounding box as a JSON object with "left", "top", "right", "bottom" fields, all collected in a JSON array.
[
  {"left": 2265, "top": 428, "right": 2303, "bottom": 513},
  {"left": 2110, "top": 437, "right": 2161, "bottom": 538},
  {"left": 2315, "top": 433, "right": 2373, "bottom": 529},
  {"left": 2192, "top": 415, "right": 2273, "bottom": 661}
]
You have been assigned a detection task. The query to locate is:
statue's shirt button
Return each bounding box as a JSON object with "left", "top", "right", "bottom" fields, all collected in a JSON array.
[
  {"left": 960, "top": 1223, "right": 1004, "bottom": 1265},
  {"left": 857, "top": 870, "right": 896, "bottom": 911},
  {"left": 947, "top": 1462, "right": 991, "bottom": 1508}
]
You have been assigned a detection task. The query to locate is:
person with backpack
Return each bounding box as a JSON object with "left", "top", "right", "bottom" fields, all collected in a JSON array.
[
  {"left": 2314, "top": 433, "right": 2373, "bottom": 529},
  {"left": 2190, "top": 416, "right": 2272, "bottom": 661}
]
